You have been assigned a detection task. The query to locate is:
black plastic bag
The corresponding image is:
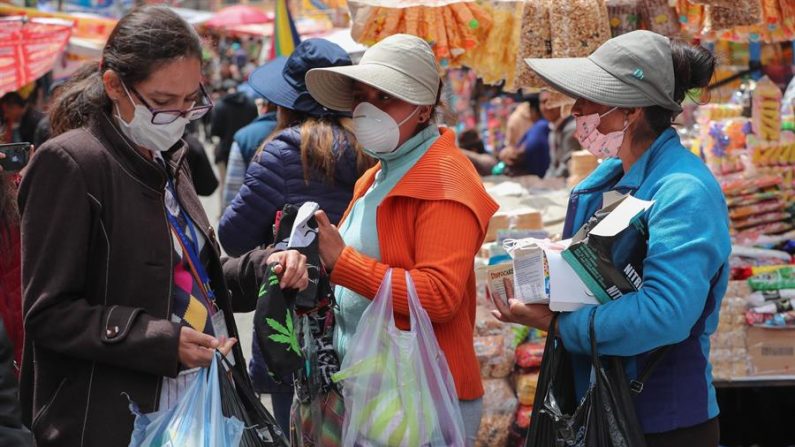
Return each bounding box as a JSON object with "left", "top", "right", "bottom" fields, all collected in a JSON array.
[
  {"left": 582, "top": 308, "right": 647, "bottom": 447},
  {"left": 525, "top": 315, "right": 576, "bottom": 446},
  {"left": 526, "top": 310, "right": 647, "bottom": 447},
  {"left": 217, "top": 352, "right": 290, "bottom": 447}
]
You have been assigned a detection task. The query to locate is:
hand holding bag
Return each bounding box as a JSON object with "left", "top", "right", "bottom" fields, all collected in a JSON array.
[
  {"left": 128, "top": 353, "right": 244, "bottom": 447},
  {"left": 332, "top": 270, "right": 466, "bottom": 447},
  {"left": 526, "top": 309, "right": 653, "bottom": 447}
]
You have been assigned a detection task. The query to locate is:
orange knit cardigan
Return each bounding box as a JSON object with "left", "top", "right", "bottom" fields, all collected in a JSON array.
[{"left": 330, "top": 128, "right": 498, "bottom": 400}]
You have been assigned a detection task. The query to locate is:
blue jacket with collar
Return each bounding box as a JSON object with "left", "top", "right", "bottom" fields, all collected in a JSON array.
[
  {"left": 219, "top": 124, "right": 362, "bottom": 258},
  {"left": 234, "top": 112, "right": 278, "bottom": 166},
  {"left": 558, "top": 128, "right": 731, "bottom": 434}
]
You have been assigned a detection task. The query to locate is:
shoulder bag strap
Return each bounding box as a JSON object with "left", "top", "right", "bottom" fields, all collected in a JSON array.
[{"left": 630, "top": 264, "right": 726, "bottom": 394}]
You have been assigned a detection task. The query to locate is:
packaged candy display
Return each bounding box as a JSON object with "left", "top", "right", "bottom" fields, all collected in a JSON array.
[
  {"left": 703, "top": 0, "right": 763, "bottom": 33},
  {"left": 474, "top": 335, "right": 504, "bottom": 363},
  {"left": 515, "top": 341, "right": 545, "bottom": 370},
  {"left": 475, "top": 379, "right": 519, "bottom": 447},
  {"left": 515, "top": 372, "right": 540, "bottom": 406},
  {"left": 751, "top": 141, "right": 795, "bottom": 167},
  {"left": 715, "top": 0, "right": 795, "bottom": 43},
  {"left": 745, "top": 309, "right": 795, "bottom": 326},
  {"left": 459, "top": 0, "right": 523, "bottom": 89},
  {"left": 729, "top": 200, "right": 786, "bottom": 220},
  {"left": 721, "top": 176, "right": 793, "bottom": 237},
  {"left": 688, "top": 0, "right": 741, "bottom": 5},
  {"left": 747, "top": 288, "right": 795, "bottom": 306},
  {"left": 514, "top": 405, "right": 533, "bottom": 430},
  {"left": 677, "top": 0, "right": 705, "bottom": 36},
  {"left": 638, "top": 0, "right": 680, "bottom": 36},
  {"left": 747, "top": 297, "right": 795, "bottom": 314},
  {"left": 350, "top": 1, "right": 493, "bottom": 67},
  {"left": 514, "top": 0, "right": 552, "bottom": 90},
  {"left": 506, "top": 405, "right": 534, "bottom": 447},
  {"left": 606, "top": 0, "right": 640, "bottom": 37},
  {"left": 476, "top": 335, "right": 516, "bottom": 379},
  {"left": 710, "top": 282, "right": 751, "bottom": 379},
  {"left": 748, "top": 266, "right": 795, "bottom": 291},
  {"left": 702, "top": 118, "right": 751, "bottom": 175},
  {"left": 549, "top": 0, "right": 611, "bottom": 59},
  {"left": 475, "top": 304, "right": 507, "bottom": 336},
  {"left": 752, "top": 76, "right": 783, "bottom": 142},
  {"left": 734, "top": 211, "right": 792, "bottom": 230},
  {"left": 697, "top": 104, "right": 744, "bottom": 121}
]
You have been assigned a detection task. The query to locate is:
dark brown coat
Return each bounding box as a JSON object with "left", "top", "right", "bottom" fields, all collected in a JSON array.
[{"left": 18, "top": 112, "right": 270, "bottom": 446}]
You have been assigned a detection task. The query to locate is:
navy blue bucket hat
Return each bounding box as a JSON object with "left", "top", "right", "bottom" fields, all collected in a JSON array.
[{"left": 248, "top": 38, "right": 352, "bottom": 118}]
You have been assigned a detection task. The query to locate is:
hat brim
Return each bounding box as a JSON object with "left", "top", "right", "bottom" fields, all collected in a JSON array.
[
  {"left": 306, "top": 64, "right": 436, "bottom": 112},
  {"left": 248, "top": 57, "right": 297, "bottom": 110},
  {"left": 525, "top": 57, "right": 658, "bottom": 110}
]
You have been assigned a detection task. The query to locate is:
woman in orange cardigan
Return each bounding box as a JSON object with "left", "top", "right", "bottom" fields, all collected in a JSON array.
[{"left": 306, "top": 34, "right": 498, "bottom": 444}]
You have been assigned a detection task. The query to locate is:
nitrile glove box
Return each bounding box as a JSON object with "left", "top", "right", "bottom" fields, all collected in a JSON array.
[{"left": 561, "top": 193, "right": 653, "bottom": 304}]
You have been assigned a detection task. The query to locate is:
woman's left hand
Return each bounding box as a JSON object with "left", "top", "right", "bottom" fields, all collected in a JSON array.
[
  {"left": 491, "top": 297, "right": 555, "bottom": 332},
  {"left": 315, "top": 210, "right": 346, "bottom": 271}
]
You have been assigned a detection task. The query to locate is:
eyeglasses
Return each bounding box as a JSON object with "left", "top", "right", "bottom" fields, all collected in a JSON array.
[{"left": 130, "top": 84, "right": 214, "bottom": 125}]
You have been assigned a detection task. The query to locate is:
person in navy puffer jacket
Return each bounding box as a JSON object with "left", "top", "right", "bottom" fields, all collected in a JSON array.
[{"left": 218, "top": 38, "right": 373, "bottom": 434}]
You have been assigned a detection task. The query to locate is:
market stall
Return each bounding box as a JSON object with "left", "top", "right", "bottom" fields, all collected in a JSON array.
[
  {"left": 381, "top": 2, "right": 795, "bottom": 444},
  {"left": 0, "top": 16, "right": 72, "bottom": 97}
]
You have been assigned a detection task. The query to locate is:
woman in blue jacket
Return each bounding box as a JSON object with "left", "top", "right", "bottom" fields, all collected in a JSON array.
[
  {"left": 218, "top": 39, "right": 373, "bottom": 433},
  {"left": 219, "top": 39, "right": 373, "bottom": 257},
  {"left": 494, "top": 31, "right": 731, "bottom": 446}
]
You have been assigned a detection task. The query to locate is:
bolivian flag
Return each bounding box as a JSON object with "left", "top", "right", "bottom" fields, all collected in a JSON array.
[{"left": 269, "top": 0, "right": 301, "bottom": 60}]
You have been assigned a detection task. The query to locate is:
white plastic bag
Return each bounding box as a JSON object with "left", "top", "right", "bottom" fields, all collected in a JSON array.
[
  {"left": 332, "top": 270, "right": 466, "bottom": 446},
  {"left": 128, "top": 353, "right": 244, "bottom": 447}
]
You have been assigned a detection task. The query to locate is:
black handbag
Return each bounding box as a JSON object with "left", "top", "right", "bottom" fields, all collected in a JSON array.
[
  {"left": 217, "top": 353, "right": 291, "bottom": 447},
  {"left": 526, "top": 310, "right": 667, "bottom": 447}
]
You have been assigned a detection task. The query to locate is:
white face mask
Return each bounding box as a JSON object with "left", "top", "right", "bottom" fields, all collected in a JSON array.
[
  {"left": 352, "top": 102, "right": 420, "bottom": 154},
  {"left": 114, "top": 83, "right": 188, "bottom": 152}
]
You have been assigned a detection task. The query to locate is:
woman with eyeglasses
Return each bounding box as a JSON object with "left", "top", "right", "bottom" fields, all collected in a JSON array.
[{"left": 17, "top": 7, "right": 308, "bottom": 445}]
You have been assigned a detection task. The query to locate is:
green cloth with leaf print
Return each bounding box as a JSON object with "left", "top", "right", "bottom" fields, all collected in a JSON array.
[{"left": 253, "top": 265, "right": 302, "bottom": 380}]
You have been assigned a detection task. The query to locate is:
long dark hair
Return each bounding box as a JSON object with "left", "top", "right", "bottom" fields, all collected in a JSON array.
[
  {"left": 256, "top": 107, "right": 374, "bottom": 184},
  {"left": 638, "top": 40, "right": 716, "bottom": 138},
  {"left": 0, "top": 175, "right": 18, "bottom": 254},
  {"left": 50, "top": 5, "right": 202, "bottom": 136}
]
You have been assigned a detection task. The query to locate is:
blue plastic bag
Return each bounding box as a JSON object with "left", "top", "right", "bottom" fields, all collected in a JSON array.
[{"left": 128, "top": 353, "right": 245, "bottom": 447}]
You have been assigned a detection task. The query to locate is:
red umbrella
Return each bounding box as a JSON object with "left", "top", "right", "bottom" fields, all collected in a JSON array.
[
  {"left": 204, "top": 5, "right": 274, "bottom": 28},
  {"left": 0, "top": 17, "right": 72, "bottom": 97}
]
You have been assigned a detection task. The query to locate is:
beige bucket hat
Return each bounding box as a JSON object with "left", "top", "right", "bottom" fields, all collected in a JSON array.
[{"left": 305, "top": 34, "right": 440, "bottom": 112}]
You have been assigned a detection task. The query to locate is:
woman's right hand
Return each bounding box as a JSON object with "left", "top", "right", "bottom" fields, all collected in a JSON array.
[{"left": 178, "top": 326, "right": 237, "bottom": 368}]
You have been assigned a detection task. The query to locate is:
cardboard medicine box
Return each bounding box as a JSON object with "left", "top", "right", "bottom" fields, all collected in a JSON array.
[{"left": 747, "top": 326, "right": 795, "bottom": 376}]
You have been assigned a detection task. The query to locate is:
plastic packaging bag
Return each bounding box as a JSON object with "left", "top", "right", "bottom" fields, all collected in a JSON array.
[
  {"left": 525, "top": 311, "right": 648, "bottom": 447},
  {"left": 128, "top": 353, "right": 244, "bottom": 447},
  {"left": 332, "top": 270, "right": 465, "bottom": 446},
  {"left": 475, "top": 379, "right": 518, "bottom": 447},
  {"left": 217, "top": 353, "right": 290, "bottom": 446},
  {"left": 524, "top": 316, "right": 576, "bottom": 446}
]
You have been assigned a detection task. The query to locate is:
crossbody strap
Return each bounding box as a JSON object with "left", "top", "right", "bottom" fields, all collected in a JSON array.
[
  {"left": 629, "top": 264, "right": 726, "bottom": 394},
  {"left": 629, "top": 346, "right": 670, "bottom": 394}
]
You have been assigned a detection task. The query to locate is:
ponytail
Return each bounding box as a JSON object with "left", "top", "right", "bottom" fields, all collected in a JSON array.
[{"left": 50, "top": 63, "right": 109, "bottom": 137}]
